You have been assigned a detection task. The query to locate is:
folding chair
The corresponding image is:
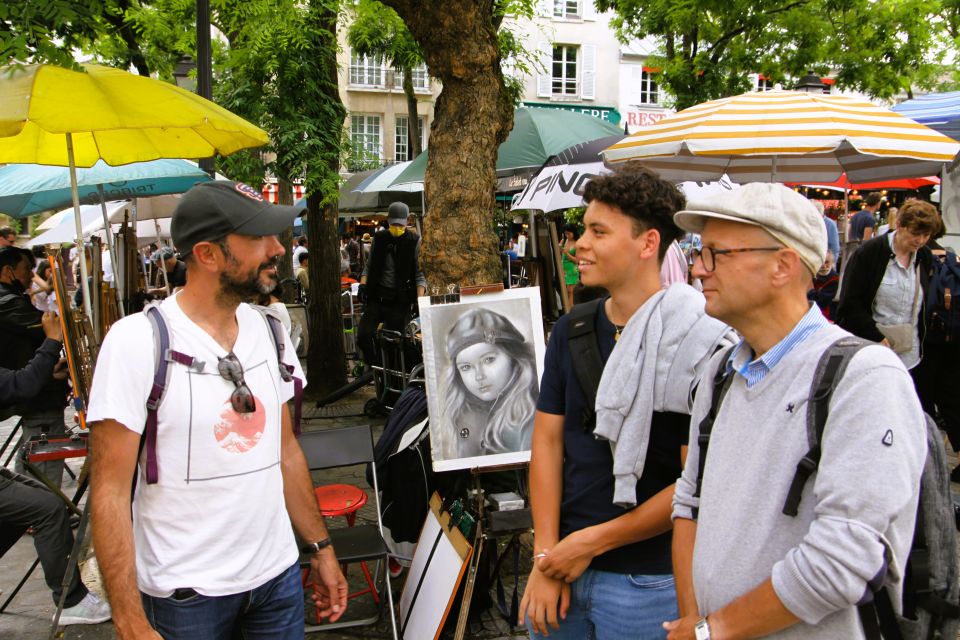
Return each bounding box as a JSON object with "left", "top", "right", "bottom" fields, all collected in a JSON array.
[{"left": 298, "top": 425, "right": 398, "bottom": 639}]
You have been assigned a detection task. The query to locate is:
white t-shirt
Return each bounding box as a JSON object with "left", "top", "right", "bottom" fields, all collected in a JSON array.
[
  {"left": 267, "top": 301, "right": 292, "bottom": 336},
  {"left": 86, "top": 295, "right": 305, "bottom": 597},
  {"left": 292, "top": 245, "right": 307, "bottom": 270}
]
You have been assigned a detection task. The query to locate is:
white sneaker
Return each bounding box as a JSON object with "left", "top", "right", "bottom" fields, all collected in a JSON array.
[{"left": 57, "top": 592, "right": 112, "bottom": 626}]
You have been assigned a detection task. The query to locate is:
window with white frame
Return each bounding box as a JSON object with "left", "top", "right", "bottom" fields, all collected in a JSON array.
[
  {"left": 393, "top": 64, "right": 430, "bottom": 92},
  {"left": 756, "top": 75, "right": 775, "bottom": 91},
  {"left": 395, "top": 115, "right": 425, "bottom": 162},
  {"left": 639, "top": 69, "right": 659, "bottom": 104},
  {"left": 552, "top": 45, "right": 578, "bottom": 96},
  {"left": 553, "top": 0, "right": 581, "bottom": 18},
  {"left": 349, "top": 52, "right": 384, "bottom": 87},
  {"left": 350, "top": 115, "right": 381, "bottom": 163}
]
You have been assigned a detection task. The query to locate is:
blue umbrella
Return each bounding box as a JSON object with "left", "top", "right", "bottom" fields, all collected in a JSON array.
[
  {"left": 892, "top": 92, "right": 960, "bottom": 142},
  {"left": 0, "top": 159, "right": 211, "bottom": 218}
]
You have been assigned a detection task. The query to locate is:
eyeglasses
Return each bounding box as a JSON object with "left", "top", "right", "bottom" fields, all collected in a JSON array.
[
  {"left": 696, "top": 246, "right": 783, "bottom": 272},
  {"left": 217, "top": 353, "right": 256, "bottom": 414}
]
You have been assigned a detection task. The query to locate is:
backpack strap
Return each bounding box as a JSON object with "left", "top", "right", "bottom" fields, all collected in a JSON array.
[
  {"left": 782, "top": 336, "right": 868, "bottom": 516},
  {"left": 691, "top": 346, "right": 736, "bottom": 520},
  {"left": 256, "top": 306, "right": 304, "bottom": 437},
  {"left": 566, "top": 299, "right": 605, "bottom": 432},
  {"left": 142, "top": 305, "right": 203, "bottom": 486}
]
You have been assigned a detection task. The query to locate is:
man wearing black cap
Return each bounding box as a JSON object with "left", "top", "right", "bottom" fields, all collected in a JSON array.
[
  {"left": 357, "top": 201, "right": 426, "bottom": 366},
  {"left": 86, "top": 181, "right": 348, "bottom": 639}
]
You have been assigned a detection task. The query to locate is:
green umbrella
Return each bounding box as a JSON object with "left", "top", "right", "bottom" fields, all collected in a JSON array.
[{"left": 388, "top": 107, "right": 623, "bottom": 187}]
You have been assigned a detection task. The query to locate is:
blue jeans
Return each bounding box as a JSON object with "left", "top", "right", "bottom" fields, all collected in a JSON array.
[
  {"left": 142, "top": 562, "right": 304, "bottom": 640},
  {"left": 527, "top": 569, "right": 678, "bottom": 640}
]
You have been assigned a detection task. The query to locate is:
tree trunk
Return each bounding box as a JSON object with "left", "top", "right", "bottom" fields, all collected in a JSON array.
[
  {"left": 304, "top": 0, "right": 348, "bottom": 398},
  {"left": 306, "top": 196, "right": 347, "bottom": 397},
  {"left": 382, "top": 0, "right": 513, "bottom": 287},
  {"left": 276, "top": 176, "right": 295, "bottom": 303},
  {"left": 401, "top": 65, "right": 422, "bottom": 158}
]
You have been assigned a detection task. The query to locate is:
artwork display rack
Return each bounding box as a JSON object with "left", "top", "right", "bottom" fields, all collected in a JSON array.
[{"left": 427, "top": 282, "right": 531, "bottom": 640}]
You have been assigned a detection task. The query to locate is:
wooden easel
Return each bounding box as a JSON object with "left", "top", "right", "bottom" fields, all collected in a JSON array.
[{"left": 451, "top": 461, "right": 530, "bottom": 640}]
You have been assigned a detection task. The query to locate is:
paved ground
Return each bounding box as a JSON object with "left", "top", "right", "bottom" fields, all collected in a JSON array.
[
  {"left": 0, "top": 385, "right": 530, "bottom": 640},
  {"left": 3, "top": 378, "right": 958, "bottom": 640}
]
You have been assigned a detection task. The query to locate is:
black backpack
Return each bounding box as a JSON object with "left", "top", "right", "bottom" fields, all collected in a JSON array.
[
  {"left": 925, "top": 250, "right": 960, "bottom": 345},
  {"left": 566, "top": 299, "right": 606, "bottom": 431},
  {"left": 694, "top": 336, "right": 960, "bottom": 640}
]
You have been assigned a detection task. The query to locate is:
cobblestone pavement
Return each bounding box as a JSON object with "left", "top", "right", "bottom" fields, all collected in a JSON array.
[{"left": 0, "top": 385, "right": 530, "bottom": 640}]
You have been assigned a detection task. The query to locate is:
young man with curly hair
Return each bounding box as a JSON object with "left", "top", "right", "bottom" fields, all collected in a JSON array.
[{"left": 520, "top": 163, "right": 734, "bottom": 639}]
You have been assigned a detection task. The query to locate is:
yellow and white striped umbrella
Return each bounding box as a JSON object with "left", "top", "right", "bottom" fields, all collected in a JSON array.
[{"left": 603, "top": 90, "right": 960, "bottom": 184}]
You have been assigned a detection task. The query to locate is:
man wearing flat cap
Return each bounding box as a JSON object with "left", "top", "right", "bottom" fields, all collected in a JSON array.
[
  {"left": 87, "top": 181, "right": 348, "bottom": 639},
  {"left": 357, "top": 201, "right": 426, "bottom": 366},
  {"left": 665, "top": 183, "right": 925, "bottom": 639},
  {"left": 148, "top": 247, "right": 187, "bottom": 296}
]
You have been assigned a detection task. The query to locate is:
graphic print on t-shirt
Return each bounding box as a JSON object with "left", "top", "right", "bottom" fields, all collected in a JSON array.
[
  {"left": 213, "top": 396, "right": 266, "bottom": 453},
  {"left": 183, "top": 358, "right": 282, "bottom": 482}
]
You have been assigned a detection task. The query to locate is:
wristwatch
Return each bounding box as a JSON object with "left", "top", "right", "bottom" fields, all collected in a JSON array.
[
  {"left": 301, "top": 537, "right": 333, "bottom": 554},
  {"left": 695, "top": 617, "right": 711, "bottom": 640}
]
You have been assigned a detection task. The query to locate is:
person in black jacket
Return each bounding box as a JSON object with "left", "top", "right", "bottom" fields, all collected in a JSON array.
[
  {"left": 0, "top": 246, "right": 70, "bottom": 486},
  {"left": 357, "top": 202, "right": 426, "bottom": 366},
  {"left": 0, "top": 310, "right": 113, "bottom": 626},
  {"left": 836, "top": 200, "right": 940, "bottom": 409}
]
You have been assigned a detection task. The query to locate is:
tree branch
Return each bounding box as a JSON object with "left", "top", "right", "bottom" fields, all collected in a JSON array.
[{"left": 707, "top": 0, "right": 810, "bottom": 64}]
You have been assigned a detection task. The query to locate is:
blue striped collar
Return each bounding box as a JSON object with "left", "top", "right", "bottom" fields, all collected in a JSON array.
[{"left": 726, "top": 303, "right": 829, "bottom": 388}]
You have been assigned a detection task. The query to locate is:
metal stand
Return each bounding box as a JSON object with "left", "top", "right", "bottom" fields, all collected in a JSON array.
[
  {"left": 452, "top": 463, "right": 531, "bottom": 640},
  {"left": 1, "top": 440, "right": 90, "bottom": 615},
  {"left": 0, "top": 418, "right": 22, "bottom": 467},
  {"left": 49, "top": 497, "right": 91, "bottom": 639}
]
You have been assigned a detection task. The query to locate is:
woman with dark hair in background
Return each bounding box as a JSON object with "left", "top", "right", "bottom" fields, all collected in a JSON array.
[
  {"left": 441, "top": 307, "right": 537, "bottom": 459},
  {"left": 30, "top": 258, "right": 57, "bottom": 313}
]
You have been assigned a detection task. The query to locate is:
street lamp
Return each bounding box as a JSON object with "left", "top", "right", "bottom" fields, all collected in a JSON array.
[
  {"left": 172, "top": 55, "right": 197, "bottom": 92},
  {"left": 795, "top": 71, "right": 827, "bottom": 94}
]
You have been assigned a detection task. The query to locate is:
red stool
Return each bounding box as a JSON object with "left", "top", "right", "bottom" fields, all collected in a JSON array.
[{"left": 302, "top": 483, "right": 380, "bottom": 620}]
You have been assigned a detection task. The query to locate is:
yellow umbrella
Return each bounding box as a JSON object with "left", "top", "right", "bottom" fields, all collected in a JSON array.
[
  {"left": 0, "top": 63, "right": 267, "bottom": 166},
  {"left": 603, "top": 90, "right": 960, "bottom": 184},
  {"left": 0, "top": 63, "right": 269, "bottom": 321}
]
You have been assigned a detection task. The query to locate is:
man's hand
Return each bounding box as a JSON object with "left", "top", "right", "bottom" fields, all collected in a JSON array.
[
  {"left": 42, "top": 311, "right": 63, "bottom": 342},
  {"left": 536, "top": 530, "right": 594, "bottom": 583},
  {"left": 115, "top": 620, "right": 163, "bottom": 640},
  {"left": 307, "top": 548, "right": 348, "bottom": 621},
  {"left": 52, "top": 358, "right": 69, "bottom": 380},
  {"left": 357, "top": 283, "right": 367, "bottom": 304},
  {"left": 663, "top": 614, "right": 701, "bottom": 640},
  {"left": 518, "top": 566, "right": 570, "bottom": 636}
]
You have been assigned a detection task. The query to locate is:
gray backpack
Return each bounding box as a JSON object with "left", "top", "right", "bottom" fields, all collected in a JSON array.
[{"left": 694, "top": 336, "right": 959, "bottom": 639}]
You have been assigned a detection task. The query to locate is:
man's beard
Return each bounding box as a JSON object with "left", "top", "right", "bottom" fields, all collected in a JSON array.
[{"left": 216, "top": 248, "right": 279, "bottom": 305}]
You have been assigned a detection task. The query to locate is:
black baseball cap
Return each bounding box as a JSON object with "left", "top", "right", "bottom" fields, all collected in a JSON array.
[{"left": 171, "top": 181, "right": 305, "bottom": 256}]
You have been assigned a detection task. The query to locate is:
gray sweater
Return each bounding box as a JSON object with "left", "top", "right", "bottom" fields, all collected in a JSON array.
[{"left": 673, "top": 323, "right": 926, "bottom": 639}]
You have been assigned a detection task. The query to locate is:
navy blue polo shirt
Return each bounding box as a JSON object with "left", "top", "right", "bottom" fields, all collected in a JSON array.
[{"left": 537, "top": 299, "right": 689, "bottom": 575}]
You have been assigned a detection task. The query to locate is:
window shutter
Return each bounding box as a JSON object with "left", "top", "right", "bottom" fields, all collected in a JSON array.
[
  {"left": 581, "top": 44, "right": 596, "bottom": 99},
  {"left": 538, "top": 42, "right": 553, "bottom": 97},
  {"left": 538, "top": 0, "right": 553, "bottom": 17},
  {"left": 581, "top": 0, "right": 596, "bottom": 20}
]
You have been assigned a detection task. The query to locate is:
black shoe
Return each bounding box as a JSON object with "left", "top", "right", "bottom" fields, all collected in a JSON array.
[{"left": 950, "top": 465, "right": 960, "bottom": 484}]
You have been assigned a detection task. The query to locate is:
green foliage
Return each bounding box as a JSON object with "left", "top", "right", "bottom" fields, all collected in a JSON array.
[
  {"left": 596, "top": 0, "right": 957, "bottom": 109},
  {"left": 1, "top": 0, "right": 118, "bottom": 67},
  {"left": 497, "top": 0, "right": 541, "bottom": 105},
  {"left": 213, "top": 0, "right": 347, "bottom": 205},
  {"left": 345, "top": 0, "right": 423, "bottom": 71},
  {"left": 563, "top": 207, "right": 585, "bottom": 227}
]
